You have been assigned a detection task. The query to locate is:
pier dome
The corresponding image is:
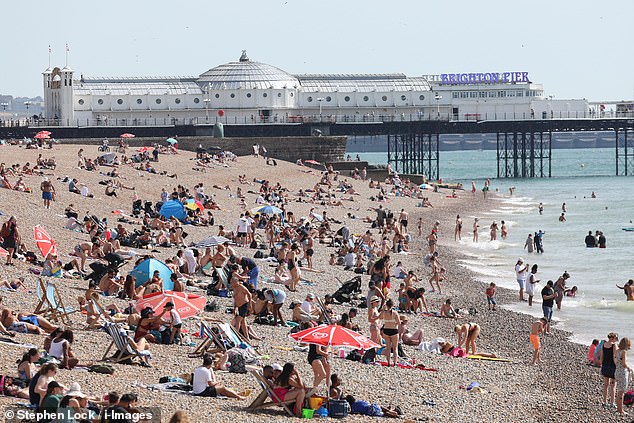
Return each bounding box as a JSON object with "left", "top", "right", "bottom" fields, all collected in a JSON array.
[{"left": 197, "top": 50, "right": 299, "bottom": 90}]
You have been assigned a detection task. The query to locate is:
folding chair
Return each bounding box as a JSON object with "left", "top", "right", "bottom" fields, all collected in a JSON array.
[
  {"left": 315, "top": 297, "right": 333, "bottom": 325},
  {"left": 247, "top": 370, "right": 295, "bottom": 417},
  {"left": 34, "top": 278, "right": 75, "bottom": 325},
  {"left": 101, "top": 322, "right": 150, "bottom": 366},
  {"left": 187, "top": 321, "right": 227, "bottom": 358},
  {"left": 218, "top": 322, "right": 253, "bottom": 350}
]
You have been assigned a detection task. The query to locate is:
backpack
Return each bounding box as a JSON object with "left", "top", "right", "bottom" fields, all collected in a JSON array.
[
  {"left": 228, "top": 350, "right": 247, "bottom": 374},
  {"left": 254, "top": 250, "right": 264, "bottom": 259},
  {"left": 346, "top": 350, "right": 362, "bottom": 362},
  {"left": 361, "top": 348, "right": 377, "bottom": 364},
  {"left": 88, "top": 364, "right": 115, "bottom": 375},
  {"left": 249, "top": 240, "right": 258, "bottom": 249}
]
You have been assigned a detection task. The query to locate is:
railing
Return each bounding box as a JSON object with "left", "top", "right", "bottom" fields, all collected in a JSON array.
[{"left": 2, "top": 110, "right": 633, "bottom": 128}]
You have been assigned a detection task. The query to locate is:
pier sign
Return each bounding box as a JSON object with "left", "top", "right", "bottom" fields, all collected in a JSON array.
[{"left": 440, "top": 72, "right": 529, "bottom": 85}]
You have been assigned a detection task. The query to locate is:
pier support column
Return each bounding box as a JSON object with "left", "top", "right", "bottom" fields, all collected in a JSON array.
[
  {"left": 616, "top": 127, "right": 634, "bottom": 176},
  {"left": 496, "top": 130, "right": 551, "bottom": 178},
  {"left": 387, "top": 131, "right": 439, "bottom": 181}
]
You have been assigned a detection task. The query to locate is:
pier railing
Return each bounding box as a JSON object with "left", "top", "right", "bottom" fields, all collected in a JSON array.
[{"left": 2, "top": 110, "right": 633, "bottom": 129}]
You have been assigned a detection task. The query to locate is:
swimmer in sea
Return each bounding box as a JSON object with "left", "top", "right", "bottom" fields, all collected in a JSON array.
[
  {"left": 559, "top": 213, "right": 566, "bottom": 222},
  {"left": 616, "top": 280, "right": 634, "bottom": 301}
]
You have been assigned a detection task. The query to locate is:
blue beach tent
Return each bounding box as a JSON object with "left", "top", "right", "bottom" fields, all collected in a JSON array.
[
  {"left": 130, "top": 258, "right": 174, "bottom": 291},
  {"left": 159, "top": 200, "right": 187, "bottom": 221}
]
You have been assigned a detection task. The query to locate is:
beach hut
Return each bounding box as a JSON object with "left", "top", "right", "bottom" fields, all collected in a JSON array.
[
  {"left": 130, "top": 258, "right": 174, "bottom": 291},
  {"left": 159, "top": 200, "right": 187, "bottom": 221}
]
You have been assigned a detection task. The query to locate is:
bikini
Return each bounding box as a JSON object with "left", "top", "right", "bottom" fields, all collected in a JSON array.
[{"left": 381, "top": 311, "right": 399, "bottom": 336}]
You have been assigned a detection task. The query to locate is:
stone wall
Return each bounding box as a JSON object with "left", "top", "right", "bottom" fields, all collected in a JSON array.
[{"left": 58, "top": 136, "right": 348, "bottom": 163}]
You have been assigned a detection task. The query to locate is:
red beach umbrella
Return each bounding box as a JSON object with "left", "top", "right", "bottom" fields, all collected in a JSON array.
[
  {"left": 289, "top": 324, "right": 380, "bottom": 350},
  {"left": 137, "top": 146, "right": 154, "bottom": 152},
  {"left": 0, "top": 247, "right": 8, "bottom": 257},
  {"left": 36, "top": 130, "right": 52, "bottom": 136},
  {"left": 305, "top": 160, "right": 321, "bottom": 165},
  {"left": 33, "top": 225, "right": 57, "bottom": 258},
  {"left": 135, "top": 291, "right": 207, "bottom": 319},
  {"left": 34, "top": 133, "right": 50, "bottom": 139},
  {"left": 120, "top": 133, "right": 135, "bottom": 138}
]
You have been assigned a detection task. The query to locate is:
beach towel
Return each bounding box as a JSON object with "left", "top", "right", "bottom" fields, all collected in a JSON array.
[{"left": 417, "top": 337, "right": 444, "bottom": 353}]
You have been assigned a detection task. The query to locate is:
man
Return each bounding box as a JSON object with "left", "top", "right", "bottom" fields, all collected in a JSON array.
[
  {"left": 40, "top": 177, "right": 55, "bottom": 209},
  {"left": 231, "top": 275, "right": 252, "bottom": 341},
  {"left": 68, "top": 178, "right": 81, "bottom": 194},
  {"left": 597, "top": 231, "right": 606, "bottom": 248},
  {"left": 300, "top": 293, "right": 321, "bottom": 321},
  {"left": 235, "top": 256, "right": 259, "bottom": 290},
  {"left": 192, "top": 355, "right": 248, "bottom": 399},
  {"left": 99, "top": 270, "right": 122, "bottom": 296},
  {"left": 515, "top": 258, "right": 529, "bottom": 302},
  {"left": 236, "top": 214, "right": 249, "bottom": 247},
  {"left": 535, "top": 230, "right": 545, "bottom": 254},
  {"left": 530, "top": 318, "right": 548, "bottom": 365},
  {"left": 541, "top": 280, "right": 556, "bottom": 335},
  {"left": 398, "top": 209, "right": 409, "bottom": 234},
  {"left": 584, "top": 231, "right": 596, "bottom": 248}
]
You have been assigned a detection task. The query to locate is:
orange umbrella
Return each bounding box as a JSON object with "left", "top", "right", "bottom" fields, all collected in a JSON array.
[
  {"left": 135, "top": 291, "right": 206, "bottom": 319},
  {"left": 33, "top": 225, "right": 57, "bottom": 258},
  {"left": 36, "top": 130, "right": 52, "bottom": 136}
]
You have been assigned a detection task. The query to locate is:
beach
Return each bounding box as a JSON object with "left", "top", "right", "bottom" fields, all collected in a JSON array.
[{"left": 0, "top": 143, "right": 623, "bottom": 422}]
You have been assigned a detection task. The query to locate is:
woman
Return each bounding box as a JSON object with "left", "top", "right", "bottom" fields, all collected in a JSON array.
[
  {"left": 599, "top": 332, "right": 618, "bottom": 408},
  {"left": 426, "top": 230, "right": 437, "bottom": 254},
  {"left": 379, "top": 299, "right": 400, "bottom": 367},
  {"left": 1, "top": 216, "right": 20, "bottom": 266},
  {"left": 286, "top": 244, "right": 301, "bottom": 292},
  {"left": 17, "top": 348, "right": 39, "bottom": 381},
  {"left": 367, "top": 296, "right": 381, "bottom": 345},
  {"left": 399, "top": 315, "right": 425, "bottom": 347},
  {"left": 489, "top": 221, "right": 499, "bottom": 241},
  {"left": 455, "top": 322, "right": 481, "bottom": 356},
  {"left": 454, "top": 215, "right": 462, "bottom": 241},
  {"left": 28, "top": 363, "right": 58, "bottom": 407},
  {"left": 472, "top": 218, "right": 479, "bottom": 243},
  {"left": 273, "top": 363, "right": 306, "bottom": 417},
  {"left": 48, "top": 329, "right": 80, "bottom": 369},
  {"left": 615, "top": 337, "right": 631, "bottom": 414},
  {"left": 554, "top": 272, "right": 570, "bottom": 310},
  {"left": 307, "top": 342, "right": 330, "bottom": 391},
  {"left": 428, "top": 256, "right": 442, "bottom": 294},
  {"left": 123, "top": 275, "right": 144, "bottom": 300},
  {"left": 263, "top": 289, "right": 286, "bottom": 326},
  {"left": 501, "top": 220, "right": 508, "bottom": 239},
  {"left": 135, "top": 307, "right": 167, "bottom": 343}
]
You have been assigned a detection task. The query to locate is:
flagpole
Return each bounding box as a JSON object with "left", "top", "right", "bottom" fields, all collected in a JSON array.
[
  {"left": 48, "top": 45, "right": 51, "bottom": 68},
  {"left": 65, "top": 43, "right": 69, "bottom": 67}
]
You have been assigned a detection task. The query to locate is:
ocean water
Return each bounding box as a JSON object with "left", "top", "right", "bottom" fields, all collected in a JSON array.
[{"left": 353, "top": 148, "right": 634, "bottom": 345}]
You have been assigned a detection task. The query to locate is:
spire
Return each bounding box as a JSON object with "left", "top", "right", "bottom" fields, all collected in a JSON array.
[{"left": 239, "top": 50, "right": 250, "bottom": 62}]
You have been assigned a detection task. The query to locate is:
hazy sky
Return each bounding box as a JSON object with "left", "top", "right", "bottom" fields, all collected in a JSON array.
[{"left": 3, "top": 0, "right": 633, "bottom": 102}]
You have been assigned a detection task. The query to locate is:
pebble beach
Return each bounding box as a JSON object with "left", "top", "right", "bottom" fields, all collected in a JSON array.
[{"left": 0, "top": 143, "right": 622, "bottom": 423}]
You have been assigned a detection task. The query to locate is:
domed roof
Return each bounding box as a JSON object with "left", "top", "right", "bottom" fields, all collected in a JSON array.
[{"left": 197, "top": 50, "right": 298, "bottom": 90}]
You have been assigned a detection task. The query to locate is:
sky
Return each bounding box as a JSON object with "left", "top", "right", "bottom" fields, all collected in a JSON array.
[{"left": 2, "top": 0, "right": 633, "bottom": 102}]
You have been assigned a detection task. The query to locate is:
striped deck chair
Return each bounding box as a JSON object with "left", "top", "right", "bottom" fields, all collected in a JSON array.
[
  {"left": 34, "top": 278, "right": 75, "bottom": 325},
  {"left": 101, "top": 322, "right": 151, "bottom": 366},
  {"left": 247, "top": 370, "right": 295, "bottom": 416},
  {"left": 218, "top": 322, "right": 253, "bottom": 350},
  {"left": 187, "top": 321, "right": 226, "bottom": 357}
]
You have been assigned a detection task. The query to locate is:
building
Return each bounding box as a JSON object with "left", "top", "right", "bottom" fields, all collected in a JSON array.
[{"left": 42, "top": 50, "right": 590, "bottom": 126}]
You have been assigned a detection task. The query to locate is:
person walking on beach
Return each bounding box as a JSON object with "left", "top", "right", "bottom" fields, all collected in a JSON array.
[
  {"left": 454, "top": 215, "right": 462, "bottom": 241},
  {"left": 615, "top": 337, "right": 631, "bottom": 415},
  {"left": 598, "top": 333, "right": 618, "bottom": 409},
  {"left": 541, "top": 281, "right": 556, "bottom": 335},
  {"left": 471, "top": 181, "right": 476, "bottom": 196},
  {"left": 40, "top": 177, "right": 55, "bottom": 209},
  {"left": 417, "top": 217, "right": 424, "bottom": 237},
  {"left": 530, "top": 318, "right": 547, "bottom": 365},
  {"left": 231, "top": 276, "right": 252, "bottom": 342},
  {"left": 526, "top": 264, "right": 540, "bottom": 306},
  {"left": 398, "top": 209, "right": 408, "bottom": 234},
  {"left": 472, "top": 218, "right": 479, "bottom": 243},
  {"left": 486, "top": 283, "right": 497, "bottom": 311},
  {"left": 515, "top": 258, "right": 529, "bottom": 302}
]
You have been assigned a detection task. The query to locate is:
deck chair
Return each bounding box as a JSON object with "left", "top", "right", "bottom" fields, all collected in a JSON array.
[
  {"left": 315, "top": 297, "right": 333, "bottom": 325},
  {"left": 34, "top": 278, "right": 75, "bottom": 325},
  {"left": 188, "top": 321, "right": 229, "bottom": 357},
  {"left": 218, "top": 322, "right": 253, "bottom": 350},
  {"left": 101, "top": 322, "right": 151, "bottom": 366},
  {"left": 247, "top": 370, "right": 295, "bottom": 416}
]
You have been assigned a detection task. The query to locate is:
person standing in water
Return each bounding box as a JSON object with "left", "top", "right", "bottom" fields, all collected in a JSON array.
[
  {"left": 524, "top": 234, "right": 534, "bottom": 253},
  {"left": 616, "top": 280, "right": 634, "bottom": 301},
  {"left": 562, "top": 202, "right": 567, "bottom": 213},
  {"left": 454, "top": 215, "right": 462, "bottom": 241},
  {"left": 501, "top": 221, "right": 508, "bottom": 239},
  {"left": 489, "top": 221, "right": 499, "bottom": 241},
  {"left": 472, "top": 218, "right": 479, "bottom": 243},
  {"left": 538, "top": 203, "right": 544, "bottom": 215}
]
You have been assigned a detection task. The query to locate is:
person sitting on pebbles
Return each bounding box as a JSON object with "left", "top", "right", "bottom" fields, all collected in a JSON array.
[
  {"left": 192, "top": 354, "right": 249, "bottom": 400},
  {"left": 439, "top": 299, "right": 462, "bottom": 318}
]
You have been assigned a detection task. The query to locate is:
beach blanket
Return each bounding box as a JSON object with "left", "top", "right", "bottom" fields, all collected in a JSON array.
[
  {"left": 376, "top": 361, "right": 438, "bottom": 372},
  {"left": 467, "top": 355, "right": 512, "bottom": 363},
  {"left": 0, "top": 338, "right": 37, "bottom": 349}
]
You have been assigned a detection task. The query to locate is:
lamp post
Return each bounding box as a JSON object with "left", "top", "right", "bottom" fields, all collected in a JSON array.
[
  {"left": 317, "top": 97, "right": 325, "bottom": 122},
  {"left": 434, "top": 93, "right": 442, "bottom": 119},
  {"left": 203, "top": 84, "right": 211, "bottom": 123},
  {"left": 24, "top": 101, "right": 32, "bottom": 112},
  {"left": 0, "top": 102, "right": 8, "bottom": 112}
]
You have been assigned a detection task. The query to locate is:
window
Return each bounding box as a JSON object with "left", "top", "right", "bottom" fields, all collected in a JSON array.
[
  {"left": 215, "top": 94, "right": 220, "bottom": 99},
  {"left": 479, "top": 91, "right": 487, "bottom": 98},
  {"left": 363, "top": 96, "right": 369, "bottom": 102},
  {"left": 263, "top": 93, "right": 268, "bottom": 97},
  {"left": 194, "top": 98, "right": 200, "bottom": 103},
  {"left": 452, "top": 92, "right": 459, "bottom": 99},
  {"left": 277, "top": 93, "right": 282, "bottom": 98},
  {"left": 246, "top": 93, "right": 252, "bottom": 98},
  {"left": 175, "top": 98, "right": 181, "bottom": 104},
  {"left": 516, "top": 91, "right": 523, "bottom": 97},
  {"left": 117, "top": 99, "right": 123, "bottom": 105},
  {"left": 98, "top": 99, "right": 104, "bottom": 105},
  {"left": 470, "top": 92, "right": 478, "bottom": 98},
  {"left": 290, "top": 92, "right": 294, "bottom": 97},
  {"left": 326, "top": 96, "right": 331, "bottom": 102},
  {"left": 344, "top": 96, "right": 350, "bottom": 102},
  {"left": 137, "top": 99, "right": 142, "bottom": 104},
  {"left": 419, "top": 95, "right": 425, "bottom": 101},
  {"left": 307, "top": 96, "right": 313, "bottom": 102},
  {"left": 382, "top": 95, "right": 388, "bottom": 101},
  {"left": 401, "top": 95, "right": 407, "bottom": 101},
  {"left": 155, "top": 98, "right": 162, "bottom": 104},
  {"left": 230, "top": 93, "right": 235, "bottom": 98},
  {"left": 78, "top": 99, "right": 84, "bottom": 105}
]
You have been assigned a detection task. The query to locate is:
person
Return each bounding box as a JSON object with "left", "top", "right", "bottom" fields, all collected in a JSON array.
[
  {"left": 559, "top": 213, "right": 566, "bottom": 222},
  {"left": 485, "top": 283, "right": 496, "bottom": 311},
  {"left": 379, "top": 299, "right": 400, "bottom": 366},
  {"left": 40, "top": 177, "right": 55, "bottom": 209},
  {"left": 598, "top": 332, "right": 619, "bottom": 408},
  {"left": 1, "top": 216, "right": 20, "bottom": 266},
  {"left": 598, "top": 231, "right": 607, "bottom": 248},
  {"left": 472, "top": 218, "right": 479, "bottom": 243},
  {"left": 168, "top": 411, "right": 190, "bottom": 423},
  {"left": 192, "top": 355, "right": 248, "bottom": 399},
  {"left": 530, "top": 318, "right": 547, "bottom": 365},
  {"left": 398, "top": 209, "right": 408, "bottom": 234},
  {"left": 439, "top": 299, "right": 459, "bottom": 318},
  {"left": 585, "top": 231, "right": 596, "bottom": 248},
  {"left": 554, "top": 271, "right": 570, "bottom": 311},
  {"left": 524, "top": 234, "right": 534, "bottom": 253},
  {"left": 17, "top": 348, "right": 39, "bottom": 381},
  {"left": 541, "top": 281, "right": 555, "bottom": 335},
  {"left": 307, "top": 343, "right": 330, "bottom": 390},
  {"left": 500, "top": 220, "right": 508, "bottom": 239},
  {"left": 273, "top": 363, "right": 306, "bottom": 417},
  {"left": 134, "top": 306, "right": 167, "bottom": 343},
  {"left": 489, "top": 221, "right": 498, "bottom": 241},
  {"left": 538, "top": 203, "right": 544, "bottom": 215},
  {"left": 454, "top": 215, "right": 462, "bottom": 241},
  {"left": 231, "top": 275, "right": 252, "bottom": 341},
  {"left": 616, "top": 279, "right": 634, "bottom": 301},
  {"left": 562, "top": 202, "right": 567, "bottom": 213},
  {"left": 367, "top": 296, "right": 381, "bottom": 345},
  {"left": 162, "top": 302, "right": 182, "bottom": 345},
  {"left": 454, "top": 322, "right": 485, "bottom": 356},
  {"left": 515, "top": 258, "right": 529, "bottom": 301},
  {"left": 399, "top": 315, "right": 425, "bottom": 346},
  {"left": 234, "top": 256, "right": 260, "bottom": 290},
  {"left": 300, "top": 293, "right": 321, "bottom": 321},
  {"left": 263, "top": 288, "right": 286, "bottom": 326},
  {"left": 48, "top": 329, "right": 80, "bottom": 369},
  {"left": 615, "top": 337, "right": 631, "bottom": 415},
  {"left": 588, "top": 339, "right": 600, "bottom": 364},
  {"left": 28, "top": 363, "right": 58, "bottom": 407},
  {"left": 535, "top": 230, "right": 545, "bottom": 253},
  {"left": 526, "top": 264, "right": 540, "bottom": 306},
  {"left": 428, "top": 255, "right": 442, "bottom": 293},
  {"left": 39, "top": 381, "right": 64, "bottom": 418}
]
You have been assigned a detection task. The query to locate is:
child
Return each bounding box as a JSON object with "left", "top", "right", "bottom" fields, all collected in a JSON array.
[
  {"left": 565, "top": 286, "right": 578, "bottom": 297},
  {"left": 397, "top": 283, "right": 408, "bottom": 312},
  {"left": 486, "top": 283, "right": 497, "bottom": 311},
  {"left": 162, "top": 302, "right": 182, "bottom": 344},
  {"left": 587, "top": 339, "right": 599, "bottom": 365}
]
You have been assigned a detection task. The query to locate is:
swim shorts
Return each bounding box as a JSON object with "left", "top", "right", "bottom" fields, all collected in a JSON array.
[
  {"left": 530, "top": 334, "right": 540, "bottom": 350},
  {"left": 237, "top": 303, "right": 249, "bottom": 317},
  {"left": 42, "top": 192, "right": 53, "bottom": 201},
  {"left": 8, "top": 322, "right": 28, "bottom": 333},
  {"left": 517, "top": 278, "right": 525, "bottom": 289}
]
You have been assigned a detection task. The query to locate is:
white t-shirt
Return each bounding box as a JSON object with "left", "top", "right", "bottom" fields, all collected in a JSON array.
[
  {"left": 344, "top": 252, "right": 355, "bottom": 267},
  {"left": 237, "top": 218, "right": 249, "bottom": 233},
  {"left": 256, "top": 195, "right": 265, "bottom": 204},
  {"left": 526, "top": 273, "right": 539, "bottom": 296},
  {"left": 515, "top": 264, "right": 528, "bottom": 281},
  {"left": 192, "top": 366, "right": 213, "bottom": 394},
  {"left": 300, "top": 300, "right": 315, "bottom": 315},
  {"left": 166, "top": 309, "right": 182, "bottom": 326}
]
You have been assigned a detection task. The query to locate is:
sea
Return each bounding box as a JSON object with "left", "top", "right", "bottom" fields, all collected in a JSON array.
[{"left": 352, "top": 147, "right": 634, "bottom": 345}]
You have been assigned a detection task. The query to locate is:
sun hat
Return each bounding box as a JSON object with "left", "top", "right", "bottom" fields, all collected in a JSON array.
[
  {"left": 370, "top": 296, "right": 380, "bottom": 303},
  {"left": 65, "top": 382, "right": 87, "bottom": 398},
  {"left": 271, "top": 363, "right": 283, "bottom": 371},
  {"left": 517, "top": 257, "right": 524, "bottom": 262},
  {"left": 306, "top": 293, "right": 315, "bottom": 300}
]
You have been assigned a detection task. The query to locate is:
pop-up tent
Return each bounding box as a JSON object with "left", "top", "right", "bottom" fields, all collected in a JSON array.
[
  {"left": 159, "top": 200, "right": 187, "bottom": 221},
  {"left": 129, "top": 258, "right": 174, "bottom": 291}
]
